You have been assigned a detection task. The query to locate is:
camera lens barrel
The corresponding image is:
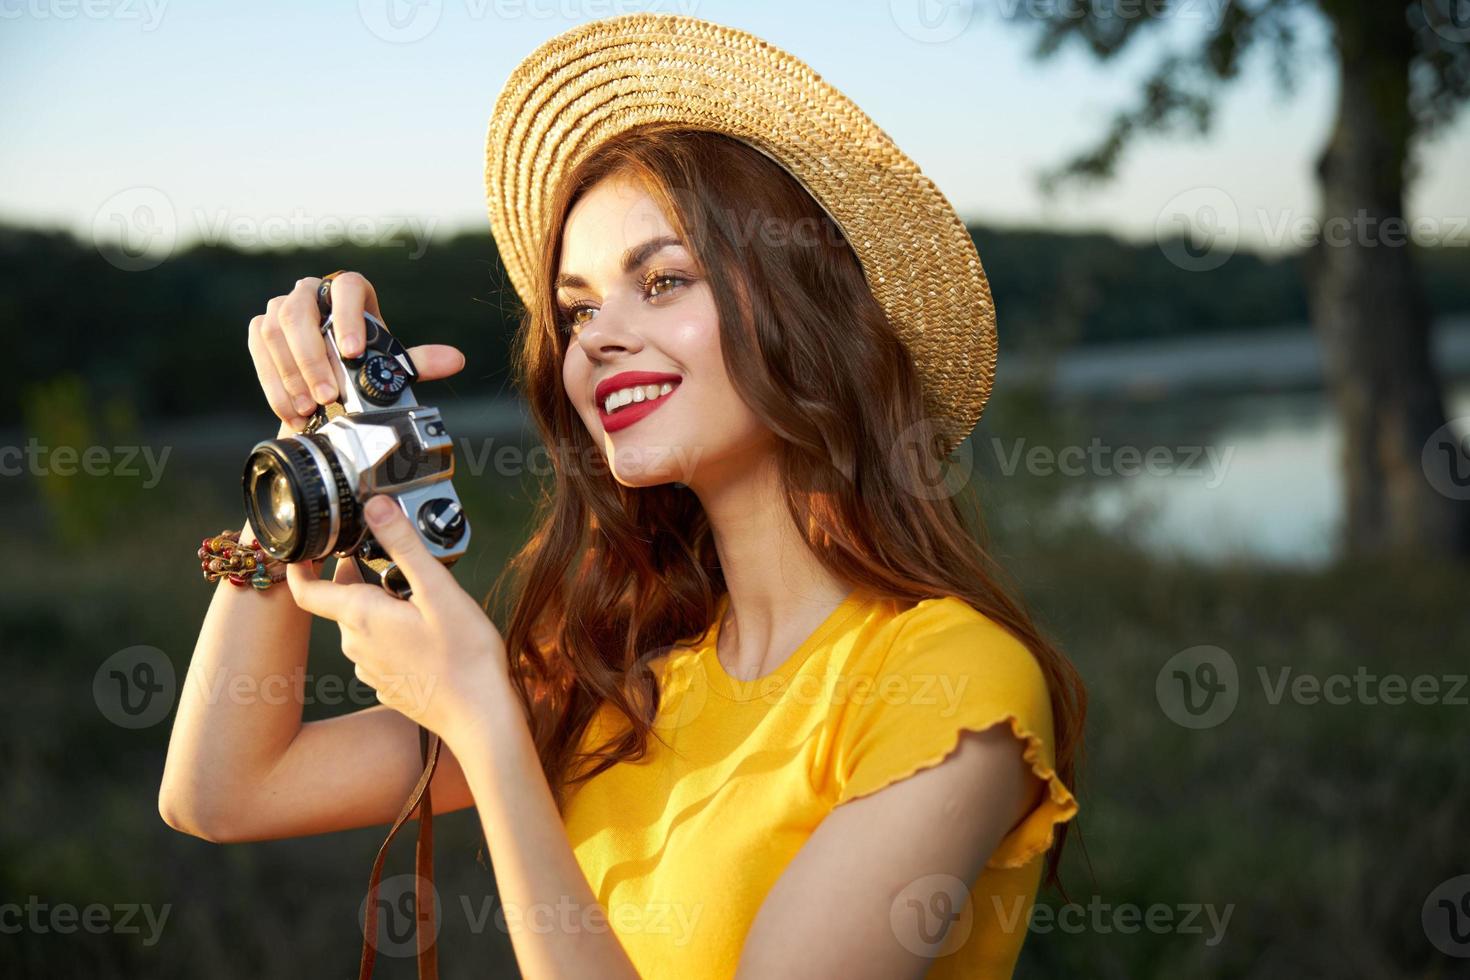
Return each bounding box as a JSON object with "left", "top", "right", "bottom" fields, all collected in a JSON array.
[{"left": 242, "top": 434, "right": 364, "bottom": 562}]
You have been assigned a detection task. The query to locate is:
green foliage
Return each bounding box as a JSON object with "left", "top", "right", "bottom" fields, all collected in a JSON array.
[
  {"left": 0, "top": 225, "right": 525, "bottom": 423},
  {"left": 974, "top": 225, "right": 1319, "bottom": 349},
  {"left": 3, "top": 416, "right": 1466, "bottom": 976},
  {"left": 5, "top": 223, "right": 1468, "bottom": 426},
  {"left": 1011, "top": 1, "right": 1470, "bottom": 192},
  {"left": 1011, "top": 540, "right": 1470, "bottom": 978},
  {"left": 19, "top": 373, "right": 148, "bottom": 549}
]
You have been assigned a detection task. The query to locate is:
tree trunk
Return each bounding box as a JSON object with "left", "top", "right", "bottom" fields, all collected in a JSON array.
[{"left": 1304, "top": 1, "right": 1470, "bottom": 559}]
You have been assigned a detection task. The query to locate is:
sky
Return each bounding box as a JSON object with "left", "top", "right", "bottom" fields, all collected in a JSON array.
[{"left": 2, "top": 0, "right": 1468, "bottom": 259}]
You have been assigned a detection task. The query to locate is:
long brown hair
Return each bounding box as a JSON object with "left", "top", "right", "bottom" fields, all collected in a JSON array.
[{"left": 484, "top": 124, "right": 1087, "bottom": 890}]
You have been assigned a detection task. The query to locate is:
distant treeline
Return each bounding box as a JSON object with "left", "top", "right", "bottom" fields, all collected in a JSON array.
[{"left": 5, "top": 223, "right": 1468, "bottom": 422}]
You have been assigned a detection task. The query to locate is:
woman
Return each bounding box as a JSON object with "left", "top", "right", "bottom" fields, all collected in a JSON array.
[{"left": 160, "top": 13, "right": 1086, "bottom": 979}]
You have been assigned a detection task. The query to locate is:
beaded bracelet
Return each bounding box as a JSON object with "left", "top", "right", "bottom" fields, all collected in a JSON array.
[{"left": 198, "top": 529, "right": 287, "bottom": 591}]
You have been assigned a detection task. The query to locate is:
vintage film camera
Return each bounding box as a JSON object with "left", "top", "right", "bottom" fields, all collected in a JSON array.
[{"left": 241, "top": 310, "right": 469, "bottom": 598}]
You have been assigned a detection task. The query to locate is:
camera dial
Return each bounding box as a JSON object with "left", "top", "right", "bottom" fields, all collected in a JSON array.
[
  {"left": 357, "top": 353, "right": 412, "bottom": 405},
  {"left": 418, "top": 498, "right": 467, "bottom": 547}
]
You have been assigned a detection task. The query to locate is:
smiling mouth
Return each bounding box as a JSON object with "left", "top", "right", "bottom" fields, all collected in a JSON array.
[
  {"left": 600, "top": 380, "right": 679, "bottom": 415},
  {"left": 598, "top": 380, "right": 681, "bottom": 431}
]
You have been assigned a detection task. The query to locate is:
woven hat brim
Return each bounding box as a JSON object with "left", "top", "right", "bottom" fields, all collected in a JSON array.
[{"left": 485, "top": 12, "right": 996, "bottom": 457}]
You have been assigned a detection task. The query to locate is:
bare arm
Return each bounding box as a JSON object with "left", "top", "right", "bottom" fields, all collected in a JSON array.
[
  {"left": 158, "top": 521, "right": 477, "bottom": 841},
  {"left": 279, "top": 471, "right": 642, "bottom": 979},
  {"left": 447, "top": 677, "right": 642, "bottom": 980},
  {"left": 158, "top": 273, "right": 472, "bottom": 843},
  {"left": 736, "top": 724, "right": 1044, "bottom": 979}
]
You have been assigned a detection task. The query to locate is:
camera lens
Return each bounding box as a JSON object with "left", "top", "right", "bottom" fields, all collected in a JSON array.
[
  {"left": 242, "top": 435, "right": 363, "bottom": 562},
  {"left": 261, "top": 466, "right": 296, "bottom": 536}
]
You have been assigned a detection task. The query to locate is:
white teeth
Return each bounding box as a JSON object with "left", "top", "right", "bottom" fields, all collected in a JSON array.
[{"left": 604, "top": 381, "right": 676, "bottom": 414}]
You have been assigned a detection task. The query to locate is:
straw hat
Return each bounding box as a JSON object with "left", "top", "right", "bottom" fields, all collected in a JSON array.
[{"left": 484, "top": 12, "right": 997, "bottom": 458}]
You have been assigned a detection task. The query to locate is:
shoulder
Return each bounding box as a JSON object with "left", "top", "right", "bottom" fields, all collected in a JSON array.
[
  {"left": 892, "top": 594, "right": 1030, "bottom": 651},
  {"left": 827, "top": 595, "right": 1078, "bottom": 868},
  {"left": 851, "top": 595, "right": 1050, "bottom": 709}
]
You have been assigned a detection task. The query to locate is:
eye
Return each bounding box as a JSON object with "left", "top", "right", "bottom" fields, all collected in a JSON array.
[
  {"left": 557, "top": 302, "right": 596, "bottom": 335},
  {"left": 557, "top": 270, "right": 692, "bottom": 336},
  {"left": 642, "top": 269, "right": 688, "bottom": 300}
]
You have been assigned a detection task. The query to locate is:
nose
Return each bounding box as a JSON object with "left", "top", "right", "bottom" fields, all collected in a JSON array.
[{"left": 574, "top": 298, "right": 644, "bottom": 360}]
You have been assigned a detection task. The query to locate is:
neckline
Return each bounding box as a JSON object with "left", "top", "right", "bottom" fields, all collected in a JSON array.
[{"left": 701, "top": 588, "right": 868, "bottom": 702}]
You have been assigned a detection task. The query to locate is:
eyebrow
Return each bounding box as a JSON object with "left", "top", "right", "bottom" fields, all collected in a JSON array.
[{"left": 554, "top": 235, "right": 685, "bottom": 292}]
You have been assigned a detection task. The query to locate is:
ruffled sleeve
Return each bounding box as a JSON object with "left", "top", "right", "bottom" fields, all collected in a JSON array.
[{"left": 830, "top": 597, "right": 1079, "bottom": 870}]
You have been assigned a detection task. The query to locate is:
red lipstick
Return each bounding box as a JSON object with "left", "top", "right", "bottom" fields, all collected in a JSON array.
[{"left": 595, "top": 371, "right": 682, "bottom": 433}]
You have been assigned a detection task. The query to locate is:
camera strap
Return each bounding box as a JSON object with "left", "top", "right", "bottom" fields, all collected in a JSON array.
[
  {"left": 308, "top": 365, "right": 447, "bottom": 977},
  {"left": 357, "top": 723, "right": 443, "bottom": 980}
]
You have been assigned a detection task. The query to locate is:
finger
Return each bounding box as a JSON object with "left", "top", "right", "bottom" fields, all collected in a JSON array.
[
  {"left": 361, "top": 494, "right": 451, "bottom": 602},
  {"left": 332, "top": 555, "right": 365, "bottom": 585},
  {"left": 324, "top": 272, "right": 381, "bottom": 360},
  {"left": 279, "top": 277, "right": 339, "bottom": 406},
  {"left": 248, "top": 315, "right": 306, "bottom": 429},
  {"left": 404, "top": 344, "right": 467, "bottom": 382},
  {"left": 286, "top": 560, "right": 381, "bottom": 625},
  {"left": 262, "top": 296, "right": 318, "bottom": 419}
]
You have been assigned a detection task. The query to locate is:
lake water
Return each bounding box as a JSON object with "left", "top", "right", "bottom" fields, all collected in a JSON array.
[{"left": 1019, "top": 321, "right": 1470, "bottom": 567}]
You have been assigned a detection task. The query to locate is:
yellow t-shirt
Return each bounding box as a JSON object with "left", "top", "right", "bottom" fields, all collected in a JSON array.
[{"left": 562, "top": 587, "right": 1079, "bottom": 978}]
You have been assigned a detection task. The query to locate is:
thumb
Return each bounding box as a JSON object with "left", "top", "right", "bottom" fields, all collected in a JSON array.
[
  {"left": 362, "top": 494, "right": 446, "bottom": 598},
  {"left": 405, "top": 344, "right": 466, "bottom": 382}
]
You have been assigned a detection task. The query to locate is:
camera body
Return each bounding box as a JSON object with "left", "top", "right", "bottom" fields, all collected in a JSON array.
[{"left": 241, "top": 310, "right": 470, "bottom": 598}]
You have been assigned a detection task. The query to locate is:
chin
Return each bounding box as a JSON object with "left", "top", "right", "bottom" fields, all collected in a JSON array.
[
  {"left": 604, "top": 438, "right": 697, "bottom": 488},
  {"left": 610, "top": 470, "right": 677, "bottom": 490}
]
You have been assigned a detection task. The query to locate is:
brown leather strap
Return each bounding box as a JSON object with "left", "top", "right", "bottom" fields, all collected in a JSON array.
[
  {"left": 414, "top": 726, "right": 440, "bottom": 979},
  {"left": 317, "top": 341, "right": 445, "bottom": 977},
  {"left": 358, "top": 724, "right": 443, "bottom": 980}
]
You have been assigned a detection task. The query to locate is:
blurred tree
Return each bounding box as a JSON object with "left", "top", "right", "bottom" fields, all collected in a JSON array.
[
  {"left": 1008, "top": 0, "right": 1470, "bottom": 558},
  {"left": 20, "top": 373, "right": 144, "bottom": 548}
]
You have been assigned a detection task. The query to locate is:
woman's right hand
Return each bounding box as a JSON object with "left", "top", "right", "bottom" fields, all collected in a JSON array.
[{"left": 247, "top": 271, "right": 467, "bottom": 432}]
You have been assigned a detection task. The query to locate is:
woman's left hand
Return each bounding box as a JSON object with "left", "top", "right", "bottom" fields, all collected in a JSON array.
[{"left": 286, "top": 494, "right": 508, "bottom": 745}]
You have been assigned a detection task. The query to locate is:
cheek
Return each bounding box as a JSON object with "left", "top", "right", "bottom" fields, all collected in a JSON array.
[
  {"left": 562, "top": 347, "right": 590, "bottom": 412},
  {"left": 666, "top": 292, "right": 725, "bottom": 384},
  {"left": 674, "top": 309, "right": 746, "bottom": 416}
]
